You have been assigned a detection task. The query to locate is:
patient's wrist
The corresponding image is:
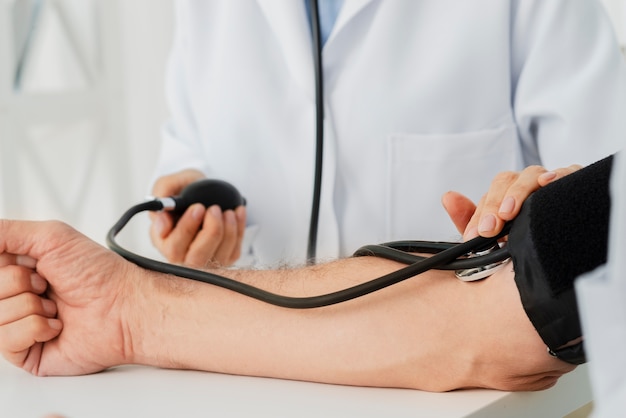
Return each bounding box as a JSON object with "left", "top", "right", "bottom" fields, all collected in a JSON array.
[{"left": 123, "top": 268, "right": 192, "bottom": 368}]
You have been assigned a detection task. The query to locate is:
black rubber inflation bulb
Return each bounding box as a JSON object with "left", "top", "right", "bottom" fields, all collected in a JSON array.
[{"left": 168, "top": 179, "right": 246, "bottom": 214}]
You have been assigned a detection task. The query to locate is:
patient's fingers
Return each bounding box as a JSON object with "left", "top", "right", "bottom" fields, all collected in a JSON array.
[
  {"left": 0, "top": 315, "right": 62, "bottom": 364},
  {"left": 0, "top": 253, "right": 37, "bottom": 268},
  {"left": 0, "top": 292, "right": 57, "bottom": 325},
  {"left": 0, "top": 266, "right": 47, "bottom": 299}
]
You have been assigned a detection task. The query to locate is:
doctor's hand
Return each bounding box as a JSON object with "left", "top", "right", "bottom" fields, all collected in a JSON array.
[
  {"left": 442, "top": 164, "right": 582, "bottom": 240},
  {"left": 0, "top": 220, "right": 136, "bottom": 376},
  {"left": 149, "top": 169, "right": 246, "bottom": 268}
]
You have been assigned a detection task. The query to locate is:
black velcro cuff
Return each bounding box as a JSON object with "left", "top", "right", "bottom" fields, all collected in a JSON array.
[{"left": 506, "top": 154, "right": 614, "bottom": 365}]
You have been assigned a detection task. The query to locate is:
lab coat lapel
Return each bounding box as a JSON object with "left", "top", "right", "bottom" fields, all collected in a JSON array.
[
  {"left": 255, "top": 0, "right": 375, "bottom": 97},
  {"left": 328, "top": 0, "right": 374, "bottom": 45},
  {"left": 256, "top": 0, "right": 314, "bottom": 99}
]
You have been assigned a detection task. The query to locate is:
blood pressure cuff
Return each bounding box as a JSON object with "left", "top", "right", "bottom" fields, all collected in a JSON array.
[{"left": 507, "top": 154, "right": 614, "bottom": 365}]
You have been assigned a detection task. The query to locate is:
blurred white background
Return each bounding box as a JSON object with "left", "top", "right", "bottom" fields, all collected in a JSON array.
[
  {"left": 0, "top": 0, "right": 174, "bottom": 253},
  {"left": 0, "top": 0, "right": 624, "bottom": 255}
]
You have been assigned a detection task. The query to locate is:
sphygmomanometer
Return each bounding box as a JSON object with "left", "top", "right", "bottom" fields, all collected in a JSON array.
[
  {"left": 107, "top": 179, "right": 511, "bottom": 309},
  {"left": 108, "top": 154, "right": 614, "bottom": 366},
  {"left": 108, "top": 0, "right": 614, "bottom": 365}
]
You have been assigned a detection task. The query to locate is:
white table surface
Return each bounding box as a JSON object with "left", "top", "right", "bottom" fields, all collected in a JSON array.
[{"left": 0, "top": 357, "right": 591, "bottom": 418}]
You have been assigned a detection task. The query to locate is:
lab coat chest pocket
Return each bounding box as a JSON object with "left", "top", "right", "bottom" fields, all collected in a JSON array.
[{"left": 386, "top": 124, "right": 519, "bottom": 241}]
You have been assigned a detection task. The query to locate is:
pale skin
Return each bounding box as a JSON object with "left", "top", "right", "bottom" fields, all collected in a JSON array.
[
  {"left": 0, "top": 164, "right": 581, "bottom": 392},
  {"left": 0, "top": 220, "right": 574, "bottom": 392},
  {"left": 149, "top": 169, "right": 246, "bottom": 268},
  {"left": 443, "top": 164, "right": 582, "bottom": 241},
  {"left": 151, "top": 164, "right": 581, "bottom": 267}
]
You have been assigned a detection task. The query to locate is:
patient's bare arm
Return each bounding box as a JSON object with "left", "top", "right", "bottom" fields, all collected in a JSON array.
[{"left": 0, "top": 220, "right": 573, "bottom": 392}]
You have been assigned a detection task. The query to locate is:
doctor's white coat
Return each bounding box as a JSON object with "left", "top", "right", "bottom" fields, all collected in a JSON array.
[{"left": 156, "top": 0, "right": 626, "bottom": 266}]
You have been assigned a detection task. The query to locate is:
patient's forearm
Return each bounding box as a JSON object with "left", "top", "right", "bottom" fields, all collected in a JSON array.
[
  {"left": 131, "top": 257, "right": 435, "bottom": 385},
  {"left": 128, "top": 257, "right": 572, "bottom": 392}
]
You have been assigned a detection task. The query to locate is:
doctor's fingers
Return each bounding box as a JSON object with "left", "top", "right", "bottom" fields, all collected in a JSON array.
[
  {"left": 474, "top": 163, "right": 582, "bottom": 237},
  {"left": 464, "top": 166, "right": 548, "bottom": 239},
  {"left": 210, "top": 206, "right": 246, "bottom": 266},
  {"left": 149, "top": 211, "right": 175, "bottom": 240},
  {"left": 536, "top": 164, "right": 582, "bottom": 187},
  {"left": 186, "top": 206, "right": 246, "bottom": 267},
  {"left": 154, "top": 203, "right": 206, "bottom": 264},
  {"left": 0, "top": 265, "right": 47, "bottom": 299},
  {"left": 441, "top": 191, "right": 477, "bottom": 235},
  {"left": 151, "top": 169, "right": 205, "bottom": 198}
]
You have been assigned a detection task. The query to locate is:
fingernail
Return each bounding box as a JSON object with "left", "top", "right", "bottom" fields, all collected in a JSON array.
[
  {"left": 16, "top": 255, "right": 37, "bottom": 268},
  {"left": 191, "top": 204, "right": 205, "bottom": 221},
  {"left": 498, "top": 196, "right": 515, "bottom": 215},
  {"left": 539, "top": 171, "right": 557, "bottom": 183},
  {"left": 48, "top": 318, "right": 63, "bottom": 330},
  {"left": 31, "top": 273, "right": 47, "bottom": 293},
  {"left": 225, "top": 210, "right": 236, "bottom": 225},
  {"left": 235, "top": 206, "right": 246, "bottom": 222},
  {"left": 463, "top": 226, "right": 479, "bottom": 241},
  {"left": 209, "top": 205, "right": 222, "bottom": 219},
  {"left": 42, "top": 298, "right": 57, "bottom": 316},
  {"left": 478, "top": 214, "right": 496, "bottom": 233}
]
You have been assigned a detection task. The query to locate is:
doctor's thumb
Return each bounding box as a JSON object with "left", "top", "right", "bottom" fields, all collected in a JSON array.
[{"left": 441, "top": 191, "right": 476, "bottom": 236}]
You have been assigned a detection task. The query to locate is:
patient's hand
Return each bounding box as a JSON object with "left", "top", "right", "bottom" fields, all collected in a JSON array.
[{"left": 0, "top": 220, "right": 135, "bottom": 376}]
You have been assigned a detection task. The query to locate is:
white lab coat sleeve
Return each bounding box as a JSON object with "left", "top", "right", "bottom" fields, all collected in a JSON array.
[
  {"left": 511, "top": 0, "right": 626, "bottom": 168},
  {"left": 576, "top": 151, "right": 626, "bottom": 418},
  {"left": 152, "top": 1, "right": 211, "bottom": 181}
]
